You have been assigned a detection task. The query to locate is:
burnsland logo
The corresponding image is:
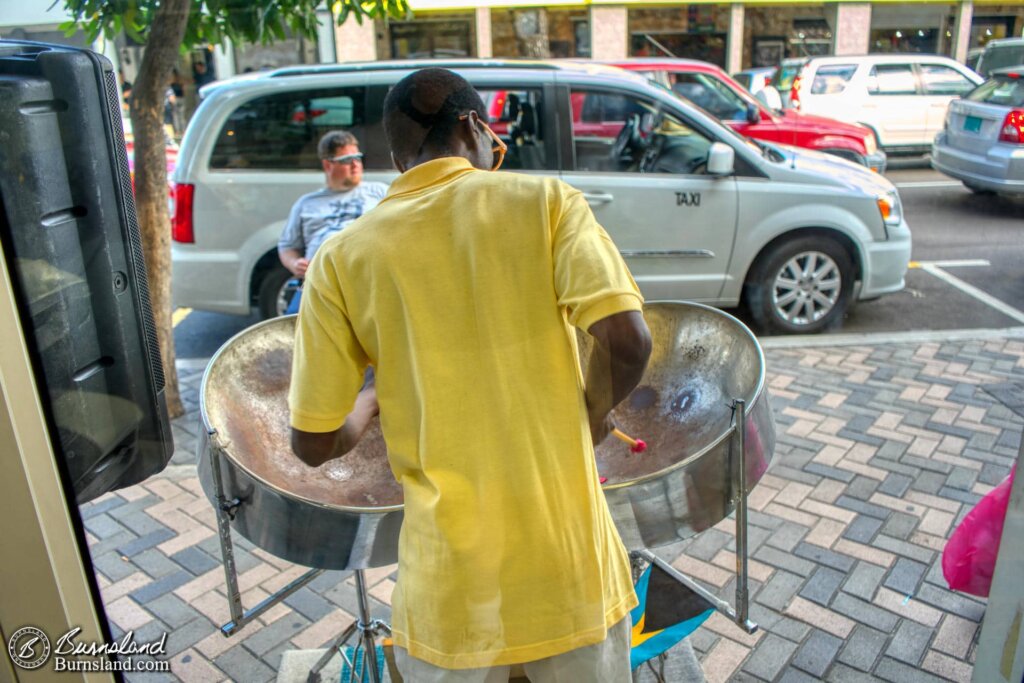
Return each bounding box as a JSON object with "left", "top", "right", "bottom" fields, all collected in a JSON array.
[
  {"left": 7, "top": 627, "right": 50, "bottom": 670},
  {"left": 6, "top": 626, "right": 170, "bottom": 673}
]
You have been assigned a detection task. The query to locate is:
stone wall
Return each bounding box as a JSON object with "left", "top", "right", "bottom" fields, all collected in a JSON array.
[{"left": 491, "top": 9, "right": 588, "bottom": 58}]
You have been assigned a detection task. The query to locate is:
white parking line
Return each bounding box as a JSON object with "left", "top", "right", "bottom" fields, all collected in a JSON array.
[
  {"left": 918, "top": 262, "right": 1024, "bottom": 324},
  {"left": 893, "top": 181, "right": 963, "bottom": 189},
  {"left": 910, "top": 259, "right": 990, "bottom": 268}
]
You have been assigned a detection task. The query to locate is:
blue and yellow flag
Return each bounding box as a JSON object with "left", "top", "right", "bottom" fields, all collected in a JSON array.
[{"left": 630, "top": 562, "right": 716, "bottom": 669}]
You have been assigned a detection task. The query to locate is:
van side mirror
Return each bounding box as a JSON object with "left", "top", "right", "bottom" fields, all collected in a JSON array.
[
  {"left": 746, "top": 103, "right": 761, "bottom": 124},
  {"left": 707, "top": 142, "right": 735, "bottom": 176}
]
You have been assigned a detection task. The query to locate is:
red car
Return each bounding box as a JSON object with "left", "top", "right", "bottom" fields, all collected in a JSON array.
[{"left": 605, "top": 58, "right": 887, "bottom": 172}]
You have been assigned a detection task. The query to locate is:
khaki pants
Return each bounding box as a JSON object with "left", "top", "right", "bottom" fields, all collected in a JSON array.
[{"left": 394, "top": 616, "right": 632, "bottom": 683}]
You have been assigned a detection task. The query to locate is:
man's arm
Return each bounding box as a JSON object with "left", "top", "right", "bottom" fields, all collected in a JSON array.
[
  {"left": 279, "top": 247, "right": 309, "bottom": 278},
  {"left": 291, "top": 386, "right": 378, "bottom": 467},
  {"left": 585, "top": 310, "right": 652, "bottom": 446}
]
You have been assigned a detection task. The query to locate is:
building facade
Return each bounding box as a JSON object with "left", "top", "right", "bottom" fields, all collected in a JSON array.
[
  {"left": 3, "top": 1, "right": 1021, "bottom": 98},
  {"left": 340, "top": 1, "right": 1024, "bottom": 73}
]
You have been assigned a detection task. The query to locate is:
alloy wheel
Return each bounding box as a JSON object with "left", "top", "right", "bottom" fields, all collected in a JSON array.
[{"left": 771, "top": 251, "right": 842, "bottom": 326}]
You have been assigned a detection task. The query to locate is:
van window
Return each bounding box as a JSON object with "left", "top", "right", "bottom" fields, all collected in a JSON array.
[
  {"left": 867, "top": 65, "right": 917, "bottom": 96},
  {"left": 570, "top": 89, "right": 713, "bottom": 175},
  {"left": 210, "top": 86, "right": 376, "bottom": 170},
  {"left": 920, "top": 65, "right": 975, "bottom": 96},
  {"left": 476, "top": 88, "right": 549, "bottom": 171},
  {"left": 810, "top": 65, "right": 857, "bottom": 94}
]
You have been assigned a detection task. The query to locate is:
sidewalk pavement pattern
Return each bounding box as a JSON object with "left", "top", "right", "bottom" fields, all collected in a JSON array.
[{"left": 81, "top": 334, "right": 1024, "bottom": 682}]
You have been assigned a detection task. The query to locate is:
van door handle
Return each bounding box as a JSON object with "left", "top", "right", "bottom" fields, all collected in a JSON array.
[{"left": 583, "top": 192, "right": 614, "bottom": 205}]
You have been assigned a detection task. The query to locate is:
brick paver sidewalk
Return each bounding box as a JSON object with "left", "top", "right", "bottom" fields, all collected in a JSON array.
[{"left": 80, "top": 334, "right": 1024, "bottom": 682}]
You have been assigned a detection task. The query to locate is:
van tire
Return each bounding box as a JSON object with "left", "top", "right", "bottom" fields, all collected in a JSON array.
[
  {"left": 257, "top": 263, "right": 296, "bottom": 320},
  {"left": 745, "top": 235, "right": 854, "bottom": 335}
]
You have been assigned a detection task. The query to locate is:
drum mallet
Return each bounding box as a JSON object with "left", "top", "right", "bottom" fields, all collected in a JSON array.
[{"left": 612, "top": 428, "right": 647, "bottom": 453}]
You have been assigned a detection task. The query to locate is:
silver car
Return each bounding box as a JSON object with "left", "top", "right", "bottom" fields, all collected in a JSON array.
[
  {"left": 932, "top": 68, "right": 1024, "bottom": 195},
  {"left": 172, "top": 61, "right": 910, "bottom": 334}
]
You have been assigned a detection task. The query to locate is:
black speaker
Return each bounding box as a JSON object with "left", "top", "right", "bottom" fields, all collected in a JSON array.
[{"left": 0, "top": 40, "right": 173, "bottom": 503}]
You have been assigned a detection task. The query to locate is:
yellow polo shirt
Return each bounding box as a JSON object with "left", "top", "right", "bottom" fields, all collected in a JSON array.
[{"left": 290, "top": 157, "right": 642, "bottom": 669}]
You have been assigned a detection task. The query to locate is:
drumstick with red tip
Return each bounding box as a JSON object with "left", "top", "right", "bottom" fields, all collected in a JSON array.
[{"left": 612, "top": 428, "right": 647, "bottom": 453}]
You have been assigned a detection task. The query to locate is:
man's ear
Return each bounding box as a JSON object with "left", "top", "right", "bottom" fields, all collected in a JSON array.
[
  {"left": 321, "top": 158, "right": 332, "bottom": 174},
  {"left": 461, "top": 111, "right": 483, "bottom": 151}
]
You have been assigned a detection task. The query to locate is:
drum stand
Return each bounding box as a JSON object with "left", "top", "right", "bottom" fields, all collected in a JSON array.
[
  {"left": 307, "top": 570, "right": 391, "bottom": 683},
  {"left": 207, "top": 439, "right": 391, "bottom": 683},
  {"left": 629, "top": 398, "right": 758, "bottom": 635}
]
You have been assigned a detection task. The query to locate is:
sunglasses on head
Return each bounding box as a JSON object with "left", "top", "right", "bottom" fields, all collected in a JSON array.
[
  {"left": 458, "top": 114, "right": 507, "bottom": 171},
  {"left": 326, "top": 153, "right": 364, "bottom": 166}
]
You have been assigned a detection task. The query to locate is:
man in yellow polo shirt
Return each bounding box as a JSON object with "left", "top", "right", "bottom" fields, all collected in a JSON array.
[{"left": 289, "top": 68, "right": 652, "bottom": 681}]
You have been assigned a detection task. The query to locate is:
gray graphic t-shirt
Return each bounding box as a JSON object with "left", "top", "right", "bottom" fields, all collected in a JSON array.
[{"left": 278, "top": 182, "right": 389, "bottom": 261}]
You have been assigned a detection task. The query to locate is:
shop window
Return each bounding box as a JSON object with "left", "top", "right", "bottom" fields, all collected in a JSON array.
[
  {"left": 810, "top": 65, "right": 858, "bottom": 95},
  {"left": 209, "top": 87, "right": 385, "bottom": 170},
  {"left": 870, "top": 28, "right": 938, "bottom": 54},
  {"left": 789, "top": 19, "right": 833, "bottom": 58},
  {"left": 867, "top": 65, "right": 918, "bottom": 96},
  {"left": 920, "top": 65, "right": 976, "bottom": 97},
  {"left": 630, "top": 33, "right": 727, "bottom": 68},
  {"left": 391, "top": 20, "right": 472, "bottom": 59}
]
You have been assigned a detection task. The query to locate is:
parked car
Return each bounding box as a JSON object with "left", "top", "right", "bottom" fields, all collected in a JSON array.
[
  {"left": 605, "top": 58, "right": 886, "bottom": 171},
  {"left": 172, "top": 59, "right": 910, "bottom": 333},
  {"left": 785, "top": 54, "right": 983, "bottom": 155},
  {"left": 931, "top": 67, "right": 1024, "bottom": 195},
  {"left": 975, "top": 38, "right": 1024, "bottom": 78},
  {"left": 763, "top": 57, "right": 812, "bottom": 110},
  {"left": 732, "top": 66, "right": 777, "bottom": 99}
]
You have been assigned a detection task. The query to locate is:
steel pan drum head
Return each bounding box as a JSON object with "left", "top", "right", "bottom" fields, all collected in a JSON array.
[
  {"left": 580, "top": 302, "right": 767, "bottom": 486},
  {"left": 201, "top": 316, "right": 401, "bottom": 511}
]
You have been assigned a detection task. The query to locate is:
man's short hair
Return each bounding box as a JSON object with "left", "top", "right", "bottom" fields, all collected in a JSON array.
[
  {"left": 318, "top": 130, "right": 360, "bottom": 159},
  {"left": 383, "top": 68, "right": 487, "bottom": 159}
]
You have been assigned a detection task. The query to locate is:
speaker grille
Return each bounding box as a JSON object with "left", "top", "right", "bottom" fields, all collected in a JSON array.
[{"left": 103, "top": 70, "right": 165, "bottom": 392}]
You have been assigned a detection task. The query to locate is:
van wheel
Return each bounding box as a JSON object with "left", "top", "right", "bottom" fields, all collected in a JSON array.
[
  {"left": 745, "top": 236, "right": 854, "bottom": 335},
  {"left": 256, "top": 264, "right": 299, "bottom": 320}
]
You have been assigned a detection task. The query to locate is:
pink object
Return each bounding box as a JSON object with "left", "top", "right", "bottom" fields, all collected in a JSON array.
[
  {"left": 942, "top": 466, "right": 1015, "bottom": 597},
  {"left": 600, "top": 477, "right": 608, "bottom": 484},
  {"left": 631, "top": 440, "right": 647, "bottom": 454}
]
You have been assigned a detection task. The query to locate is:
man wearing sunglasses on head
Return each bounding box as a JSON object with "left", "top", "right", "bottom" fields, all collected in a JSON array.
[
  {"left": 277, "top": 130, "right": 389, "bottom": 314},
  {"left": 288, "top": 68, "right": 651, "bottom": 682}
]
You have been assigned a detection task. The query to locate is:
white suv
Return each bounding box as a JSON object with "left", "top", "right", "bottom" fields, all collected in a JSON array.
[
  {"left": 790, "top": 55, "right": 983, "bottom": 154},
  {"left": 172, "top": 60, "right": 911, "bottom": 334}
]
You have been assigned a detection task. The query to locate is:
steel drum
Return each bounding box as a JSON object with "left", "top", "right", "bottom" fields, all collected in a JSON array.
[{"left": 197, "top": 301, "right": 774, "bottom": 570}]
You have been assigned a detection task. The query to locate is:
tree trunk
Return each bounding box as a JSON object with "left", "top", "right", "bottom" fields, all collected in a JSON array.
[{"left": 129, "top": 0, "right": 191, "bottom": 419}]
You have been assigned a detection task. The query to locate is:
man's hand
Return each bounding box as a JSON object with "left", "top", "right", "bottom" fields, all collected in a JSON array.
[
  {"left": 291, "top": 386, "right": 379, "bottom": 467},
  {"left": 585, "top": 310, "right": 652, "bottom": 447},
  {"left": 279, "top": 247, "right": 309, "bottom": 277}
]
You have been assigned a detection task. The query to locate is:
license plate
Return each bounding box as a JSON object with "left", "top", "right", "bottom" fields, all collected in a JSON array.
[{"left": 963, "top": 115, "right": 982, "bottom": 133}]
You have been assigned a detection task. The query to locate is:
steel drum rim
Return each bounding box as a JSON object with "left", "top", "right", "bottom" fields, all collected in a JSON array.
[
  {"left": 199, "top": 314, "right": 403, "bottom": 515},
  {"left": 200, "top": 301, "right": 765, "bottom": 505},
  {"left": 600, "top": 300, "right": 767, "bottom": 491}
]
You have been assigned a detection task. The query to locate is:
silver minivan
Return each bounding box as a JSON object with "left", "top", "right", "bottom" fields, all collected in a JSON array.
[{"left": 171, "top": 61, "right": 911, "bottom": 334}]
